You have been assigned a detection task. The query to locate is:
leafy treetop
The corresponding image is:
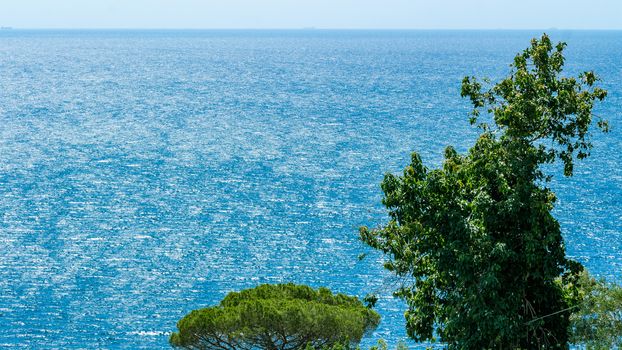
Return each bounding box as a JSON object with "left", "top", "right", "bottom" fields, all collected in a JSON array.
[
  {"left": 170, "top": 283, "right": 380, "bottom": 350},
  {"left": 360, "top": 34, "right": 608, "bottom": 349},
  {"left": 570, "top": 271, "right": 622, "bottom": 349},
  {"left": 462, "top": 34, "right": 608, "bottom": 176}
]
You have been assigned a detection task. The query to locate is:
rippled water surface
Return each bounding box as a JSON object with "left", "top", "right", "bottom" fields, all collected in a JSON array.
[{"left": 0, "top": 30, "right": 620, "bottom": 349}]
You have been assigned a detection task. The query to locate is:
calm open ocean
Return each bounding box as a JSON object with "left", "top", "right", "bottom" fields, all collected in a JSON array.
[{"left": 0, "top": 30, "right": 620, "bottom": 349}]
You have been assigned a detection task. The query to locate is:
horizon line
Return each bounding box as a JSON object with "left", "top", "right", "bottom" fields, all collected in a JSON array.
[{"left": 2, "top": 27, "right": 622, "bottom": 31}]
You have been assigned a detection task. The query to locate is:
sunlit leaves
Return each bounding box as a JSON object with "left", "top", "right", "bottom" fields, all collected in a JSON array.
[
  {"left": 170, "top": 284, "right": 380, "bottom": 350},
  {"left": 570, "top": 271, "right": 622, "bottom": 349},
  {"left": 361, "top": 34, "right": 608, "bottom": 349},
  {"left": 461, "top": 34, "right": 609, "bottom": 177}
]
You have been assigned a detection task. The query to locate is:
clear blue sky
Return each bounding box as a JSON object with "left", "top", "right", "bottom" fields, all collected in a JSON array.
[{"left": 1, "top": 0, "right": 621, "bottom": 29}]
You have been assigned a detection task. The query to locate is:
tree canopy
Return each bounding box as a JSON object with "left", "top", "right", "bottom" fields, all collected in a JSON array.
[
  {"left": 170, "top": 283, "right": 380, "bottom": 350},
  {"left": 360, "top": 34, "right": 608, "bottom": 349},
  {"left": 570, "top": 271, "right": 622, "bottom": 349}
]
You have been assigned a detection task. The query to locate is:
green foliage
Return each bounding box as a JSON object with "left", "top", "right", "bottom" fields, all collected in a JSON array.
[
  {"left": 368, "top": 339, "right": 409, "bottom": 350},
  {"left": 570, "top": 271, "right": 622, "bottom": 349},
  {"left": 303, "top": 339, "right": 409, "bottom": 350},
  {"left": 363, "top": 293, "right": 379, "bottom": 308},
  {"left": 360, "top": 34, "right": 608, "bottom": 349},
  {"left": 461, "top": 35, "right": 608, "bottom": 177},
  {"left": 170, "top": 283, "right": 380, "bottom": 350},
  {"left": 304, "top": 341, "right": 350, "bottom": 350}
]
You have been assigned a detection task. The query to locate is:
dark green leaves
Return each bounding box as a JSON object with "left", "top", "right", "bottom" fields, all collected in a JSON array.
[
  {"left": 361, "top": 34, "right": 608, "bottom": 349},
  {"left": 461, "top": 34, "right": 609, "bottom": 177}
]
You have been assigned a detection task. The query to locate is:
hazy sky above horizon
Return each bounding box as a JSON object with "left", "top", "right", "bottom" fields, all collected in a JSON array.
[{"left": 1, "top": 0, "right": 620, "bottom": 30}]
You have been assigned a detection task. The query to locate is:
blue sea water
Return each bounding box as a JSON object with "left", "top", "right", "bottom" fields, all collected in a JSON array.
[{"left": 0, "top": 30, "right": 620, "bottom": 349}]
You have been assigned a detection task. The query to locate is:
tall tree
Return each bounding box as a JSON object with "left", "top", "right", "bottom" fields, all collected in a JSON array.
[
  {"left": 360, "top": 34, "right": 608, "bottom": 349},
  {"left": 170, "top": 283, "right": 380, "bottom": 350}
]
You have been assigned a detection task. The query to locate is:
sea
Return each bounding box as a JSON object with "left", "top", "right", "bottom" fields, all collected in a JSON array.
[{"left": 0, "top": 30, "right": 620, "bottom": 349}]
